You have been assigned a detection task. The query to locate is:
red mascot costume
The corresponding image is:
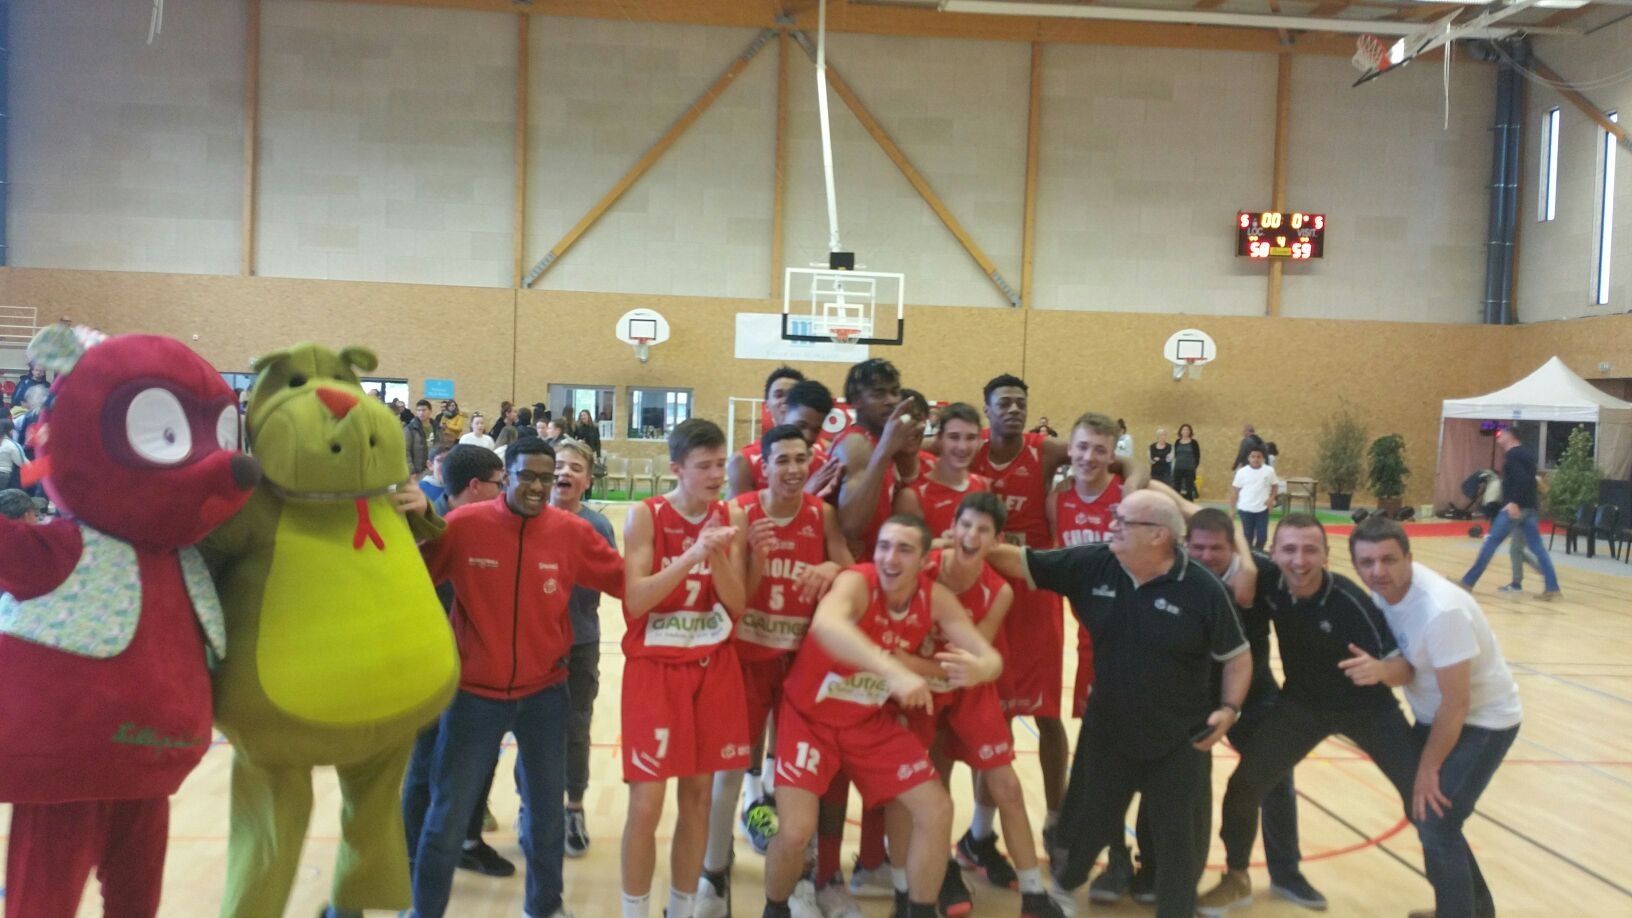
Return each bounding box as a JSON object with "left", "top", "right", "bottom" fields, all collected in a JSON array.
[{"left": 0, "top": 324, "right": 259, "bottom": 916}]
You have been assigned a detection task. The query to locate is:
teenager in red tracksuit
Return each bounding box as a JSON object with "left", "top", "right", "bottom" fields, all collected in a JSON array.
[
  {"left": 413, "top": 437, "right": 624, "bottom": 918},
  {"left": 620, "top": 420, "right": 750, "bottom": 918}
]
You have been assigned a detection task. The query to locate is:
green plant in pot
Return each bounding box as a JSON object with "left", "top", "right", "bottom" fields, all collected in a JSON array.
[
  {"left": 1545, "top": 425, "right": 1600, "bottom": 523},
  {"left": 1315, "top": 402, "right": 1367, "bottom": 511},
  {"left": 1368, "top": 433, "right": 1410, "bottom": 514}
]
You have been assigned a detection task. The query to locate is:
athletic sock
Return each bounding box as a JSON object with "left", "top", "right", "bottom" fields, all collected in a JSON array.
[
  {"left": 859, "top": 807, "right": 887, "bottom": 869},
  {"left": 763, "top": 902, "right": 791, "bottom": 918},
  {"left": 1017, "top": 867, "right": 1045, "bottom": 894},
  {"left": 969, "top": 803, "right": 998, "bottom": 840},
  {"left": 702, "top": 870, "right": 728, "bottom": 896},
  {"left": 816, "top": 826, "right": 842, "bottom": 882},
  {"left": 621, "top": 893, "right": 650, "bottom": 918},
  {"left": 744, "top": 767, "right": 762, "bottom": 802},
  {"left": 891, "top": 866, "right": 909, "bottom": 894},
  {"left": 667, "top": 887, "right": 695, "bottom": 918}
]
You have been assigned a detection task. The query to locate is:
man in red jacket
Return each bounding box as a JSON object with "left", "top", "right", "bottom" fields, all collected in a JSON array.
[{"left": 412, "top": 437, "right": 625, "bottom": 918}]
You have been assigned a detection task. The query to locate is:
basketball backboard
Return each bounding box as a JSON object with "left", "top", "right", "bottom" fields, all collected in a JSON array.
[
  {"left": 615, "top": 308, "right": 670, "bottom": 363},
  {"left": 1163, "top": 328, "right": 1217, "bottom": 381},
  {"left": 782, "top": 267, "right": 905, "bottom": 346}
]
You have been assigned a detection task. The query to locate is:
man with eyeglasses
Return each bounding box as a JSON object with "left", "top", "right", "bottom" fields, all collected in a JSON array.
[
  {"left": 409, "top": 437, "right": 626, "bottom": 918},
  {"left": 402, "top": 445, "right": 514, "bottom": 882},
  {"left": 989, "top": 490, "right": 1251, "bottom": 918}
]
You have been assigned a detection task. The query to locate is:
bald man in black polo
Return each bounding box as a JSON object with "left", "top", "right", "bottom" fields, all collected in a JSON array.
[{"left": 994, "top": 490, "right": 1252, "bottom": 918}]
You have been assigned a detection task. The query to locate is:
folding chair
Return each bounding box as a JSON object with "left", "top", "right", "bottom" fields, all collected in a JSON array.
[
  {"left": 630, "top": 458, "right": 657, "bottom": 498},
  {"left": 602, "top": 456, "right": 630, "bottom": 496}
]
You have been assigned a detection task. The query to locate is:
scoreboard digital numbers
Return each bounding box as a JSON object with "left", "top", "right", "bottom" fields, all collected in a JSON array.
[{"left": 1236, "top": 211, "right": 1325, "bottom": 260}]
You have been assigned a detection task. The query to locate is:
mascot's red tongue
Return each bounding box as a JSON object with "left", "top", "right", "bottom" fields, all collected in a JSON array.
[{"left": 353, "top": 497, "right": 385, "bottom": 551}]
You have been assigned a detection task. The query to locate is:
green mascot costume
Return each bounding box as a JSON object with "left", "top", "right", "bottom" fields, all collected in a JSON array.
[{"left": 200, "top": 344, "right": 458, "bottom": 917}]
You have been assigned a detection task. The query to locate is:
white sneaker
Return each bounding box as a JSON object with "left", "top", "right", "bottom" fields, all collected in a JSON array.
[
  {"left": 1047, "top": 882, "right": 1078, "bottom": 917},
  {"left": 695, "top": 873, "right": 730, "bottom": 918},
  {"left": 790, "top": 878, "right": 823, "bottom": 918},
  {"left": 846, "top": 863, "right": 894, "bottom": 898},
  {"left": 815, "top": 879, "right": 865, "bottom": 918}
]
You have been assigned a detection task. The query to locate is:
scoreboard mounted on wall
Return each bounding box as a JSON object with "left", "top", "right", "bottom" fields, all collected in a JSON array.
[{"left": 1236, "top": 211, "right": 1325, "bottom": 260}]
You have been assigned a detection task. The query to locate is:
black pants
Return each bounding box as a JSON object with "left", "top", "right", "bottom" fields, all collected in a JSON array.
[
  {"left": 1172, "top": 469, "right": 1198, "bottom": 500},
  {"left": 1054, "top": 722, "right": 1212, "bottom": 918},
  {"left": 1220, "top": 696, "right": 1419, "bottom": 871},
  {"left": 1135, "top": 692, "right": 1305, "bottom": 885},
  {"left": 565, "top": 641, "right": 601, "bottom": 803}
]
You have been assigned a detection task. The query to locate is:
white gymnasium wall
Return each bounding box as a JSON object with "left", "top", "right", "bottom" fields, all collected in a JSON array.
[
  {"left": 1517, "top": 17, "right": 1632, "bottom": 322},
  {"left": 8, "top": 0, "right": 245, "bottom": 274},
  {"left": 1281, "top": 54, "right": 1496, "bottom": 323},
  {"left": 6, "top": 3, "right": 1505, "bottom": 322},
  {"left": 1031, "top": 45, "right": 1275, "bottom": 315},
  {"left": 525, "top": 19, "right": 775, "bottom": 299},
  {"left": 256, "top": 0, "right": 516, "bottom": 287}
]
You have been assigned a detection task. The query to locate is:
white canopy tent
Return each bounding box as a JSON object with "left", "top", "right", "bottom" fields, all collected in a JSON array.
[{"left": 1434, "top": 357, "right": 1632, "bottom": 509}]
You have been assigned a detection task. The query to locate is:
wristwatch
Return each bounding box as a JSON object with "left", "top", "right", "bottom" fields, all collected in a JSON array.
[{"left": 1219, "top": 702, "right": 1242, "bottom": 717}]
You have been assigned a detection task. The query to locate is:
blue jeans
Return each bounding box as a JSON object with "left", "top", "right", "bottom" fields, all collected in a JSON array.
[
  {"left": 1462, "top": 509, "right": 1558, "bottom": 592},
  {"left": 411, "top": 684, "right": 569, "bottom": 918},
  {"left": 402, "top": 722, "right": 492, "bottom": 862},
  {"left": 1238, "top": 509, "right": 1269, "bottom": 551},
  {"left": 1412, "top": 722, "right": 1518, "bottom": 918}
]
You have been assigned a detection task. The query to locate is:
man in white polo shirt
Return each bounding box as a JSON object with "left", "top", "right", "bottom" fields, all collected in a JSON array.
[{"left": 1344, "top": 516, "right": 1521, "bottom": 918}]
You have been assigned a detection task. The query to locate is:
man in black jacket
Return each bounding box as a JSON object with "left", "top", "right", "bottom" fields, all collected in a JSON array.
[{"left": 1459, "top": 426, "right": 1561, "bottom": 599}]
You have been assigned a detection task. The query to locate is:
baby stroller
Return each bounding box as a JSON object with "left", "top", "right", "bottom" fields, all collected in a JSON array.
[{"left": 1442, "top": 469, "right": 1501, "bottom": 521}]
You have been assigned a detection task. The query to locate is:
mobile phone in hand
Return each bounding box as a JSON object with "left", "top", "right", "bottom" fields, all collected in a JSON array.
[{"left": 1189, "top": 720, "right": 1216, "bottom": 744}]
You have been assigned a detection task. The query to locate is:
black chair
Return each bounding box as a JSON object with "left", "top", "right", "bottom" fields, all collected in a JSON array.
[
  {"left": 1588, "top": 504, "right": 1621, "bottom": 560},
  {"left": 1552, "top": 504, "right": 1594, "bottom": 554}
]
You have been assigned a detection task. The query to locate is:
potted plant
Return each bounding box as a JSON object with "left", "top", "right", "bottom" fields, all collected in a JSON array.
[
  {"left": 1545, "top": 425, "right": 1600, "bottom": 523},
  {"left": 1315, "top": 402, "right": 1367, "bottom": 511},
  {"left": 1368, "top": 433, "right": 1410, "bottom": 515}
]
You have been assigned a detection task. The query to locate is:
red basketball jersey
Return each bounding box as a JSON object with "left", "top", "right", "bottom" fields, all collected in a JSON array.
[
  {"left": 1054, "top": 476, "right": 1124, "bottom": 547},
  {"left": 741, "top": 440, "right": 829, "bottom": 492},
  {"left": 732, "top": 491, "right": 829, "bottom": 662},
  {"left": 783, "top": 563, "right": 935, "bottom": 727},
  {"left": 833, "top": 423, "right": 898, "bottom": 560},
  {"left": 973, "top": 431, "right": 1054, "bottom": 549},
  {"left": 909, "top": 474, "right": 990, "bottom": 540},
  {"left": 622, "top": 496, "right": 735, "bottom": 663},
  {"left": 921, "top": 552, "right": 1008, "bottom": 693}
]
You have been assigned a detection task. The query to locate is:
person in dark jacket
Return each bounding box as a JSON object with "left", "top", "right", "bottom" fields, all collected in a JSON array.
[
  {"left": 1459, "top": 426, "right": 1560, "bottom": 598},
  {"left": 404, "top": 399, "right": 433, "bottom": 478},
  {"left": 1172, "top": 424, "right": 1201, "bottom": 499},
  {"left": 1232, "top": 424, "right": 1265, "bottom": 471}
]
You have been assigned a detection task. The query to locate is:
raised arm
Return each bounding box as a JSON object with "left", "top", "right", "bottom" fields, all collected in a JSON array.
[
  {"left": 928, "top": 582, "right": 1004, "bottom": 687},
  {"left": 711, "top": 502, "right": 750, "bottom": 617},
  {"left": 808, "top": 570, "right": 932, "bottom": 712},
  {"left": 622, "top": 502, "right": 734, "bottom": 619}
]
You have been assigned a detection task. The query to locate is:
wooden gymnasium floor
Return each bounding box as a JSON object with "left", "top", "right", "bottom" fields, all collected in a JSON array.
[{"left": 23, "top": 506, "right": 1632, "bottom": 916}]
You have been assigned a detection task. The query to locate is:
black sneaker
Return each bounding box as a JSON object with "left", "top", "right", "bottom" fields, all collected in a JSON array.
[
  {"left": 955, "top": 829, "right": 1019, "bottom": 889},
  {"left": 938, "top": 858, "right": 973, "bottom": 917},
  {"left": 457, "top": 840, "right": 516, "bottom": 877},
  {"left": 1020, "top": 891, "right": 1067, "bottom": 918},
  {"left": 891, "top": 890, "right": 910, "bottom": 918},
  {"left": 1130, "top": 861, "right": 1156, "bottom": 904},
  {"left": 564, "top": 807, "right": 590, "bottom": 858},
  {"left": 1087, "top": 847, "right": 1132, "bottom": 903},
  {"left": 1270, "top": 874, "right": 1329, "bottom": 911}
]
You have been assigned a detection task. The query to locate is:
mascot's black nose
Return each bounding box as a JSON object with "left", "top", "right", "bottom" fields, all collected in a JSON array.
[{"left": 231, "top": 453, "right": 262, "bottom": 491}]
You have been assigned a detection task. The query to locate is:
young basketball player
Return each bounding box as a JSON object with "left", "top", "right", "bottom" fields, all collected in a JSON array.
[
  {"left": 895, "top": 402, "right": 988, "bottom": 539},
  {"left": 919, "top": 493, "right": 1068, "bottom": 918},
  {"left": 697, "top": 425, "right": 854, "bottom": 918},
  {"left": 620, "top": 419, "right": 750, "bottom": 918},
  {"left": 729, "top": 379, "right": 839, "bottom": 499},
  {"left": 761, "top": 516, "right": 1003, "bottom": 918}
]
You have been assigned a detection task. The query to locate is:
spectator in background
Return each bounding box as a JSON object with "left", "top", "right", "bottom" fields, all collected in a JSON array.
[
  {"left": 460, "top": 414, "right": 495, "bottom": 451},
  {"left": 1172, "top": 424, "right": 1200, "bottom": 500},
  {"left": 1115, "top": 419, "right": 1134, "bottom": 459},
  {"left": 1231, "top": 448, "right": 1278, "bottom": 551},
  {"left": 405, "top": 399, "right": 434, "bottom": 478},
  {"left": 515, "top": 407, "right": 537, "bottom": 439},
  {"left": 0, "top": 418, "right": 28, "bottom": 491},
  {"left": 437, "top": 399, "right": 470, "bottom": 448},
  {"left": 1030, "top": 416, "right": 1058, "bottom": 438},
  {"left": 1149, "top": 427, "right": 1173, "bottom": 486},
  {"left": 1265, "top": 442, "right": 1280, "bottom": 470},
  {"left": 574, "top": 409, "right": 603, "bottom": 458},
  {"left": 419, "top": 445, "right": 451, "bottom": 504},
  {"left": 1233, "top": 424, "right": 1266, "bottom": 471},
  {"left": 11, "top": 363, "right": 48, "bottom": 414},
  {"left": 1460, "top": 426, "right": 1561, "bottom": 600},
  {"left": 540, "top": 420, "right": 563, "bottom": 446},
  {"left": 533, "top": 402, "right": 550, "bottom": 425},
  {"left": 393, "top": 398, "right": 413, "bottom": 425},
  {"left": 551, "top": 438, "right": 617, "bottom": 858},
  {"left": 0, "top": 488, "right": 37, "bottom": 523},
  {"left": 491, "top": 401, "right": 514, "bottom": 438}
]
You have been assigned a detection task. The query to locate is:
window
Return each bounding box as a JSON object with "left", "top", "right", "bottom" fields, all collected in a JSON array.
[
  {"left": 1544, "top": 421, "right": 1595, "bottom": 469},
  {"left": 1539, "top": 107, "right": 1560, "bottom": 222},
  {"left": 547, "top": 384, "right": 616, "bottom": 440},
  {"left": 628, "top": 387, "right": 692, "bottom": 440},
  {"left": 1596, "top": 111, "right": 1618, "bottom": 306},
  {"left": 220, "top": 372, "right": 256, "bottom": 400},
  {"left": 359, "top": 377, "right": 411, "bottom": 410}
]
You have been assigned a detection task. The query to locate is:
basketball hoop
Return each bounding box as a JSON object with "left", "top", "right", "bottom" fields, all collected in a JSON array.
[
  {"left": 1352, "top": 34, "right": 1390, "bottom": 75},
  {"left": 632, "top": 337, "right": 652, "bottom": 363},
  {"left": 829, "top": 327, "right": 861, "bottom": 345},
  {"left": 1171, "top": 358, "right": 1205, "bottom": 381}
]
